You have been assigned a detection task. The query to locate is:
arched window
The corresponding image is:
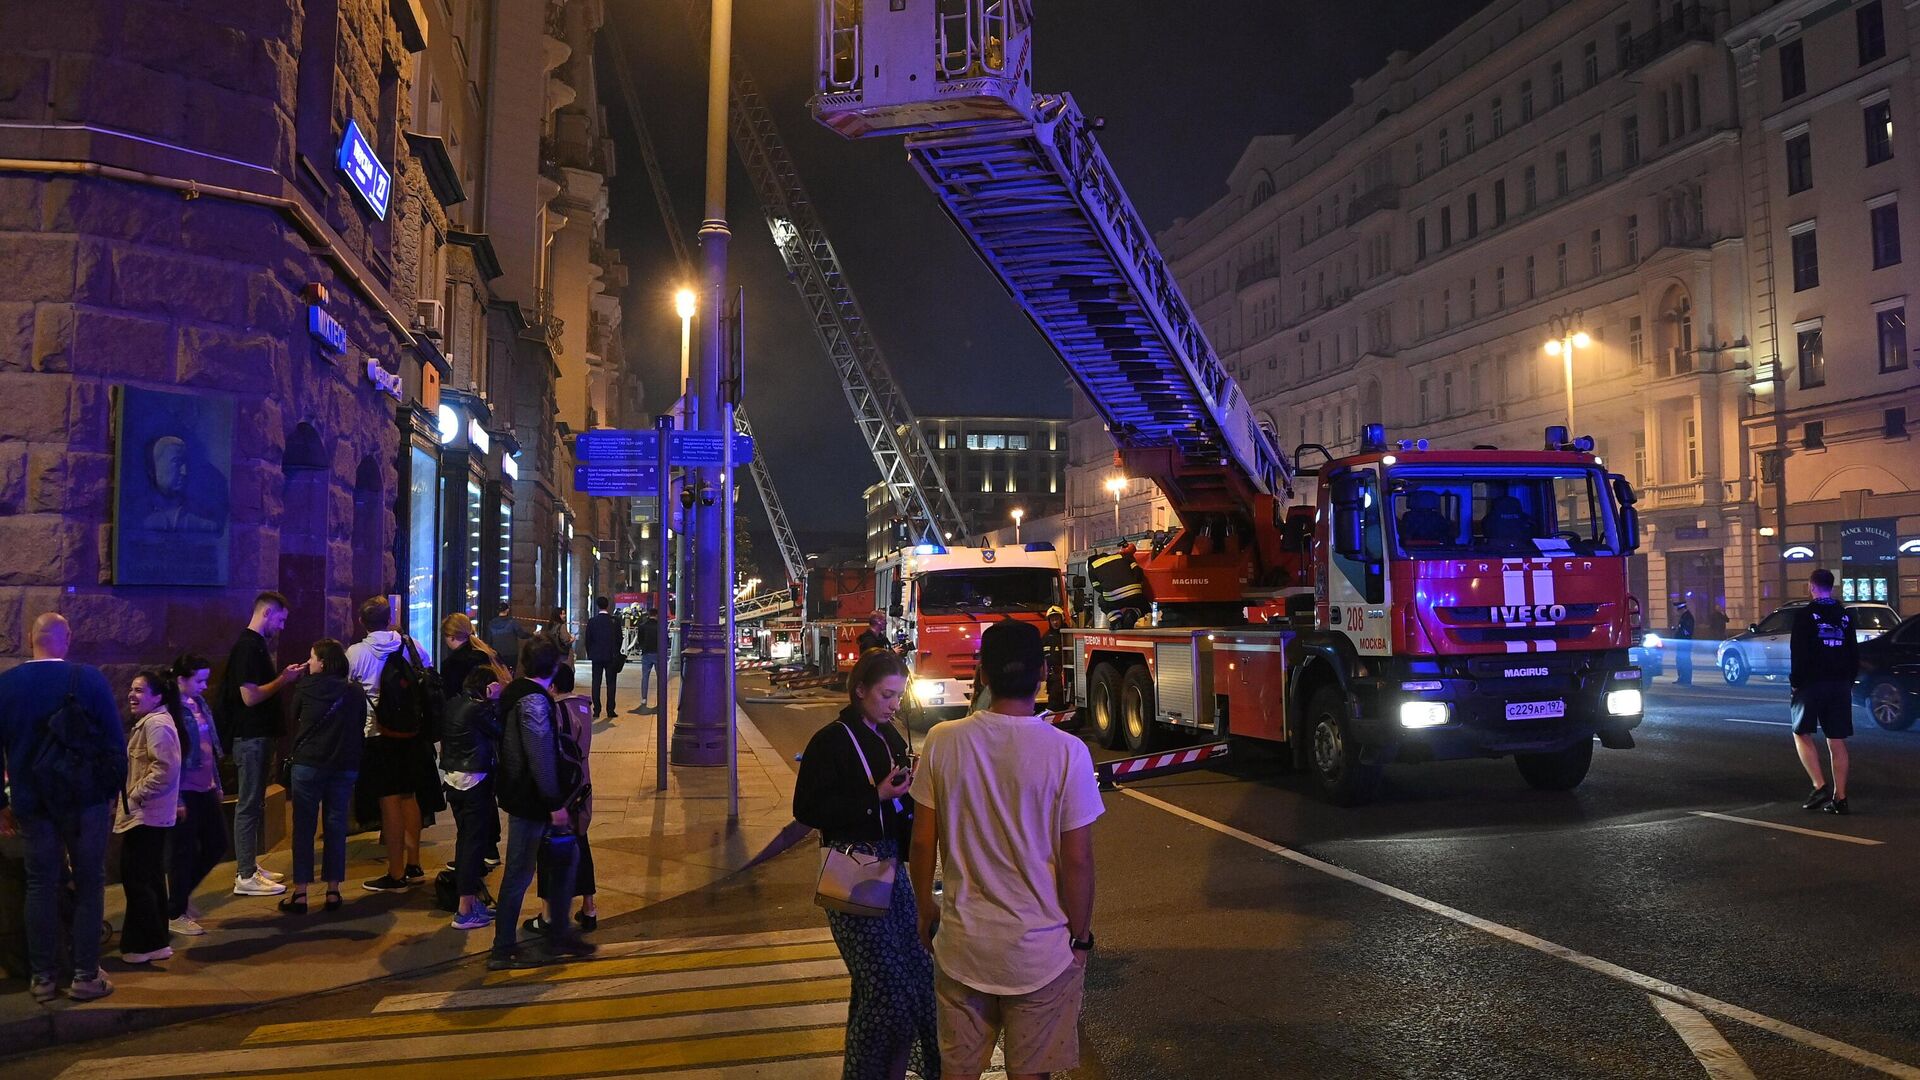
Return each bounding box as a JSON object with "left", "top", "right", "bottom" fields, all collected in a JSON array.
[
  {"left": 1655, "top": 285, "right": 1694, "bottom": 377},
  {"left": 1249, "top": 171, "right": 1275, "bottom": 208}
]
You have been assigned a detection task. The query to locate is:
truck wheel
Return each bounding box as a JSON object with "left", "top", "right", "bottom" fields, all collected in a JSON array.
[
  {"left": 1088, "top": 663, "right": 1124, "bottom": 749},
  {"left": 1305, "top": 686, "right": 1382, "bottom": 806},
  {"left": 1868, "top": 681, "right": 1913, "bottom": 731},
  {"left": 1514, "top": 738, "right": 1594, "bottom": 791},
  {"left": 1120, "top": 664, "right": 1163, "bottom": 754}
]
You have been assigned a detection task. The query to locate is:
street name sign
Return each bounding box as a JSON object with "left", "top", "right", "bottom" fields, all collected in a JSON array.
[
  {"left": 575, "top": 429, "right": 754, "bottom": 466},
  {"left": 575, "top": 462, "right": 658, "bottom": 496}
]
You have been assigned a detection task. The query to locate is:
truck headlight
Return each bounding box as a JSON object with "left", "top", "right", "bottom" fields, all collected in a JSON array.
[
  {"left": 911, "top": 678, "right": 944, "bottom": 704},
  {"left": 1606, "top": 688, "right": 1643, "bottom": 716},
  {"left": 1399, "top": 701, "right": 1450, "bottom": 728}
]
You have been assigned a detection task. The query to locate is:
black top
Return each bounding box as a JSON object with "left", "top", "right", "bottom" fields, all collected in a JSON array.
[
  {"left": 856, "top": 629, "right": 888, "bottom": 654},
  {"left": 289, "top": 675, "right": 367, "bottom": 772},
  {"left": 1673, "top": 609, "right": 1695, "bottom": 639},
  {"left": 496, "top": 678, "right": 561, "bottom": 819},
  {"left": 1790, "top": 599, "right": 1859, "bottom": 688},
  {"left": 440, "top": 692, "right": 501, "bottom": 774},
  {"left": 638, "top": 616, "right": 660, "bottom": 654},
  {"left": 219, "top": 628, "right": 282, "bottom": 741},
  {"left": 583, "top": 612, "right": 622, "bottom": 663},
  {"left": 793, "top": 705, "right": 913, "bottom": 854},
  {"left": 441, "top": 641, "right": 492, "bottom": 700}
]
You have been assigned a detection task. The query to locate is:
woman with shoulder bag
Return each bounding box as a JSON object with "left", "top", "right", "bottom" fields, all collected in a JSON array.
[
  {"left": 793, "top": 650, "right": 939, "bottom": 1080},
  {"left": 166, "top": 654, "right": 226, "bottom": 936}
]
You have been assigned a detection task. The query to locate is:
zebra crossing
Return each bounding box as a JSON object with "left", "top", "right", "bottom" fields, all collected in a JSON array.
[{"left": 56, "top": 927, "right": 1004, "bottom": 1079}]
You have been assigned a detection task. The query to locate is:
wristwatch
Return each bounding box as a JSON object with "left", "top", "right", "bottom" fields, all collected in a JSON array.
[{"left": 1069, "top": 932, "right": 1095, "bottom": 952}]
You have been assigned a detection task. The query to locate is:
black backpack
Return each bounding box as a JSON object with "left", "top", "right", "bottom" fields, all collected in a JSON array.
[
  {"left": 554, "top": 708, "right": 590, "bottom": 828},
  {"left": 375, "top": 638, "right": 443, "bottom": 738},
  {"left": 29, "top": 668, "right": 126, "bottom": 814}
]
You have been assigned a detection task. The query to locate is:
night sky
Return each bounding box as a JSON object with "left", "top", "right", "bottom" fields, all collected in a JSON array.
[{"left": 601, "top": 0, "right": 1490, "bottom": 575}]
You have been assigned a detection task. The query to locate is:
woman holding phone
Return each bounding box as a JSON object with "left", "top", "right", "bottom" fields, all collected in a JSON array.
[{"left": 793, "top": 649, "right": 938, "bottom": 1080}]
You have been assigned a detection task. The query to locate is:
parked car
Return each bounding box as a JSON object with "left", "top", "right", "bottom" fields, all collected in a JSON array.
[
  {"left": 1631, "top": 632, "right": 1666, "bottom": 684},
  {"left": 1717, "top": 602, "right": 1901, "bottom": 685},
  {"left": 1856, "top": 613, "right": 1920, "bottom": 730}
]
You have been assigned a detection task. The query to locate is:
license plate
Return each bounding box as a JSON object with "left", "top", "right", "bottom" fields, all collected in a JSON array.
[{"left": 1506, "top": 699, "right": 1565, "bottom": 720}]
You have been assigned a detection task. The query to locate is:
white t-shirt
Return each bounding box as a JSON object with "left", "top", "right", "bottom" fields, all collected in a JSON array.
[{"left": 910, "top": 709, "right": 1104, "bottom": 996}]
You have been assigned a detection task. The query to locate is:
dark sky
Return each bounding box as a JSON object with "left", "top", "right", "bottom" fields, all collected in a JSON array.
[{"left": 601, "top": 0, "right": 1489, "bottom": 576}]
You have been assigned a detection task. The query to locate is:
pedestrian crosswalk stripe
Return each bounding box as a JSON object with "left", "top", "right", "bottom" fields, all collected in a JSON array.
[
  {"left": 498, "top": 925, "right": 835, "bottom": 963},
  {"left": 481, "top": 941, "right": 844, "bottom": 984},
  {"left": 592, "top": 1062, "right": 843, "bottom": 1080},
  {"left": 359, "top": 956, "right": 848, "bottom": 1016},
  {"left": 243, "top": 976, "right": 853, "bottom": 1045},
  {"left": 236, "top": 1026, "right": 848, "bottom": 1080}
]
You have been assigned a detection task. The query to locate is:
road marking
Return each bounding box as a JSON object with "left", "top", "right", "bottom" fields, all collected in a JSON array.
[
  {"left": 1122, "top": 788, "right": 1920, "bottom": 1079},
  {"left": 1688, "top": 811, "right": 1883, "bottom": 846},
  {"left": 1650, "top": 994, "right": 1759, "bottom": 1079},
  {"left": 361, "top": 957, "right": 848, "bottom": 1017},
  {"left": 1719, "top": 717, "right": 1791, "bottom": 727},
  {"left": 482, "top": 941, "right": 843, "bottom": 984}
]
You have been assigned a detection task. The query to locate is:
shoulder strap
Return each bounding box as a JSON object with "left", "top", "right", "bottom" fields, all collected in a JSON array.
[{"left": 837, "top": 721, "right": 877, "bottom": 785}]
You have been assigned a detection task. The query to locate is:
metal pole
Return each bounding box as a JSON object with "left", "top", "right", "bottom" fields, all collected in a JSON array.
[
  {"left": 655, "top": 414, "right": 672, "bottom": 792},
  {"left": 724, "top": 399, "right": 739, "bottom": 822},
  {"left": 673, "top": 0, "right": 734, "bottom": 765},
  {"left": 1563, "top": 343, "right": 1576, "bottom": 434}
]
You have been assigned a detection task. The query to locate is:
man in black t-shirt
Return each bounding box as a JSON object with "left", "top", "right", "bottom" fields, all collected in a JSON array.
[
  {"left": 1790, "top": 569, "right": 1860, "bottom": 815},
  {"left": 221, "top": 591, "right": 304, "bottom": 896}
]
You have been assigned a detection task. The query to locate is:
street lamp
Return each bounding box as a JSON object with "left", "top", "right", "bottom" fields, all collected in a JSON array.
[
  {"left": 674, "top": 287, "right": 697, "bottom": 404},
  {"left": 1543, "top": 309, "right": 1590, "bottom": 434},
  {"left": 1104, "top": 476, "right": 1126, "bottom": 537},
  {"left": 1011, "top": 507, "right": 1024, "bottom": 543}
]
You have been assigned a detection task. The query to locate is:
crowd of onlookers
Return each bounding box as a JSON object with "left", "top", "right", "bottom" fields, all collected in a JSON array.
[{"left": 0, "top": 589, "right": 636, "bottom": 1003}]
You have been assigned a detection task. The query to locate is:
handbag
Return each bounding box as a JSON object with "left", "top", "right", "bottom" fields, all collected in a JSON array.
[{"left": 813, "top": 722, "right": 898, "bottom": 917}]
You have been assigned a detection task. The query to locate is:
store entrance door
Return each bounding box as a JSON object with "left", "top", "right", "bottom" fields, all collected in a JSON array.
[{"left": 1666, "top": 548, "right": 1727, "bottom": 639}]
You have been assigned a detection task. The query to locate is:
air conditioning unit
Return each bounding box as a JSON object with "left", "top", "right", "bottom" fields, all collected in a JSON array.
[{"left": 414, "top": 299, "right": 445, "bottom": 338}]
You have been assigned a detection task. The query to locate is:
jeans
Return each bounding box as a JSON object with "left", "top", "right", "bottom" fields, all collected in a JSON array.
[
  {"left": 167, "top": 787, "right": 228, "bottom": 918},
  {"left": 119, "top": 824, "right": 171, "bottom": 954},
  {"left": 639, "top": 653, "right": 659, "bottom": 704},
  {"left": 289, "top": 765, "right": 357, "bottom": 885},
  {"left": 231, "top": 736, "right": 272, "bottom": 878},
  {"left": 591, "top": 661, "right": 618, "bottom": 716},
  {"left": 493, "top": 815, "right": 577, "bottom": 956},
  {"left": 22, "top": 802, "right": 111, "bottom": 982},
  {"left": 447, "top": 778, "right": 497, "bottom": 898}
]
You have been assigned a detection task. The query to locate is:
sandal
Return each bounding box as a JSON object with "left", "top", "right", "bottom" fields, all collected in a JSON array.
[
  {"left": 277, "top": 893, "right": 308, "bottom": 915},
  {"left": 324, "top": 890, "right": 343, "bottom": 912},
  {"left": 575, "top": 910, "right": 598, "bottom": 932}
]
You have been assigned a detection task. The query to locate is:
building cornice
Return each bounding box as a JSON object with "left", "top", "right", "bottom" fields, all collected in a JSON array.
[{"left": 1723, "top": 0, "right": 1839, "bottom": 53}]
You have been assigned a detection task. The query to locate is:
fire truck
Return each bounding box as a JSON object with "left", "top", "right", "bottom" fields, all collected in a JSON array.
[
  {"left": 811, "top": 1, "right": 1646, "bottom": 801},
  {"left": 875, "top": 542, "right": 1068, "bottom": 718}
]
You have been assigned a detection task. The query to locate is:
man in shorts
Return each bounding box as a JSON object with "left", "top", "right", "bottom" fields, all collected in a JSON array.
[
  {"left": 1790, "top": 568, "right": 1859, "bottom": 815},
  {"left": 910, "top": 620, "right": 1102, "bottom": 1080}
]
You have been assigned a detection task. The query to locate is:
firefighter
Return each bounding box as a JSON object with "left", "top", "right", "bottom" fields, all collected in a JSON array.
[{"left": 857, "top": 610, "right": 889, "bottom": 654}]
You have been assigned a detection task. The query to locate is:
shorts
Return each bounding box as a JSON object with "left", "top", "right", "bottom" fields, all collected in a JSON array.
[
  {"left": 1790, "top": 683, "right": 1854, "bottom": 739},
  {"left": 936, "top": 955, "right": 1086, "bottom": 1076},
  {"left": 359, "top": 735, "right": 435, "bottom": 799}
]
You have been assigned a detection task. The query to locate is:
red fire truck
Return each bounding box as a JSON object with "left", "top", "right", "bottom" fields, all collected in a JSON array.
[{"left": 876, "top": 543, "right": 1067, "bottom": 718}]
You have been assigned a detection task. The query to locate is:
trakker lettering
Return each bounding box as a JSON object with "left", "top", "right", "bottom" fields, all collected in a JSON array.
[{"left": 1494, "top": 604, "right": 1568, "bottom": 622}]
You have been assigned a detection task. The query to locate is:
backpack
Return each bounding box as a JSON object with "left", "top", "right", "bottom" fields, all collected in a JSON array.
[
  {"left": 375, "top": 637, "right": 443, "bottom": 739},
  {"left": 553, "top": 708, "right": 590, "bottom": 830},
  {"left": 434, "top": 867, "right": 495, "bottom": 912},
  {"left": 28, "top": 668, "right": 127, "bottom": 815}
]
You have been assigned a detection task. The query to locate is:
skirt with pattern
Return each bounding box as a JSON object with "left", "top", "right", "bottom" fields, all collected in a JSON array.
[{"left": 823, "top": 839, "right": 941, "bottom": 1080}]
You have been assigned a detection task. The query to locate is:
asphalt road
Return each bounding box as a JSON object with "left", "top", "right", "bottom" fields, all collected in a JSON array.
[{"left": 762, "top": 675, "right": 1920, "bottom": 1079}]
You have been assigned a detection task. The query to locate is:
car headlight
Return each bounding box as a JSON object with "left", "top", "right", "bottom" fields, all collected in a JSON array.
[
  {"left": 911, "top": 678, "right": 943, "bottom": 703},
  {"left": 1399, "top": 701, "right": 1450, "bottom": 728},
  {"left": 1641, "top": 632, "right": 1662, "bottom": 648},
  {"left": 1606, "top": 688, "right": 1643, "bottom": 716}
]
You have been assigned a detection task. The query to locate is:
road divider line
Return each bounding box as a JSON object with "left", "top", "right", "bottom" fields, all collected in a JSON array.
[
  {"left": 1688, "top": 810, "right": 1883, "bottom": 846},
  {"left": 1719, "top": 717, "right": 1792, "bottom": 727},
  {"left": 1121, "top": 788, "right": 1920, "bottom": 1080},
  {"left": 1649, "top": 994, "right": 1759, "bottom": 1079}
]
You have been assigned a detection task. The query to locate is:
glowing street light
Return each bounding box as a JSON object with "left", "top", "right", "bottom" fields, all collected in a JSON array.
[
  {"left": 1104, "top": 475, "right": 1127, "bottom": 536},
  {"left": 1543, "top": 310, "right": 1590, "bottom": 434},
  {"left": 1011, "top": 507, "right": 1025, "bottom": 543}
]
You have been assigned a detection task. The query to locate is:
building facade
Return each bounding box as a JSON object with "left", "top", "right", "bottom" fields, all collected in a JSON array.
[
  {"left": 864, "top": 414, "right": 1069, "bottom": 560},
  {"left": 1066, "top": 0, "right": 1920, "bottom": 630}
]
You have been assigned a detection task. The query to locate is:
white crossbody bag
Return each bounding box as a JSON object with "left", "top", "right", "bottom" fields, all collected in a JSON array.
[{"left": 813, "top": 722, "right": 898, "bottom": 918}]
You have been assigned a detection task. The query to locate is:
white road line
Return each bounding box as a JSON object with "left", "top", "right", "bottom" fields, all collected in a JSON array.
[
  {"left": 1650, "top": 994, "right": 1759, "bottom": 1080},
  {"left": 372, "top": 959, "right": 848, "bottom": 1013},
  {"left": 1688, "top": 811, "right": 1883, "bottom": 847},
  {"left": 55, "top": 1002, "right": 848, "bottom": 1080},
  {"left": 1719, "top": 717, "right": 1792, "bottom": 727},
  {"left": 1121, "top": 789, "right": 1920, "bottom": 1080}
]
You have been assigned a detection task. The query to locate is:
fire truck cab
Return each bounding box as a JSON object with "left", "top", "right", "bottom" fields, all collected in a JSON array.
[{"left": 876, "top": 542, "right": 1067, "bottom": 717}]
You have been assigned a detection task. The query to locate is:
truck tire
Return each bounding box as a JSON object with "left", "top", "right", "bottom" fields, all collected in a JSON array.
[
  {"left": 1088, "top": 663, "right": 1124, "bottom": 749},
  {"left": 1514, "top": 738, "right": 1594, "bottom": 791},
  {"left": 1305, "top": 686, "right": 1382, "bottom": 806},
  {"left": 1120, "top": 664, "right": 1163, "bottom": 754}
]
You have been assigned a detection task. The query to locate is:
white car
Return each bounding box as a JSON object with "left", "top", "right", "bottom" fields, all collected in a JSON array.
[{"left": 1716, "top": 602, "right": 1901, "bottom": 685}]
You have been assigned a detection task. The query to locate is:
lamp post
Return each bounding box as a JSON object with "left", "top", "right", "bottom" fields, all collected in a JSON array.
[
  {"left": 670, "top": 288, "right": 695, "bottom": 679},
  {"left": 1104, "top": 476, "right": 1126, "bottom": 537},
  {"left": 1543, "top": 309, "right": 1591, "bottom": 434},
  {"left": 1011, "top": 507, "right": 1024, "bottom": 544}
]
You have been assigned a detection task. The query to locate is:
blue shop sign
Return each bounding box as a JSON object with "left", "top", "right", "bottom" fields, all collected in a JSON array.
[
  {"left": 337, "top": 119, "right": 392, "bottom": 220},
  {"left": 308, "top": 305, "right": 347, "bottom": 355}
]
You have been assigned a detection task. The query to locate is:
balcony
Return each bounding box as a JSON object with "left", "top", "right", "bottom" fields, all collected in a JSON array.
[
  {"left": 1346, "top": 183, "right": 1400, "bottom": 227},
  {"left": 1623, "top": 6, "right": 1715, "bottom": 74},
  {"left": 1235, "top": 258, "right": 1280, "bottom": 290},
  {"left": 1644, "top": 478, "right": 1724, "bottom": 510}
]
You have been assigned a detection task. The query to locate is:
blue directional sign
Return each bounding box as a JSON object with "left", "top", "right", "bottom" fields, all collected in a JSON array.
[
  {"left": 336, "top": 119, "right": 392, "bottom": 220},
  {"left": 575, "top": 462, "right": 659, "bottom": 496},
  {"left": 575, "top": 429, "right": 754, "bottom": 466},
  {"left": 670, "top": 430, "right": 755, "bottom": 466}
]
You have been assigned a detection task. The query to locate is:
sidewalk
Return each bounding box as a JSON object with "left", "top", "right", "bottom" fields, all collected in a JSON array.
[{"left": 0, "top": 663, "right": 804, "bottom": 1057}]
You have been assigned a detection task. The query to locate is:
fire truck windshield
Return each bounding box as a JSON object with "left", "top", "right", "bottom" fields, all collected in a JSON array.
[
  {"left": 916, "top": 568, "right": 1060, "bottom": 614},
  {"left": 1386, "top": 468, "right": 1619, "bottom": 558}
]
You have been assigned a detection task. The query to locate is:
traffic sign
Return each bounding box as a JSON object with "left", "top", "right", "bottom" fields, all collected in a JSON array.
[
  {"left": 575, "top": 428, "right": 754, "bottom": 466},
  {"left": 575, "top": 462, "right": 659, "bottom": 496},
  {"left": 670, "top": 430, "right": 755, "bottom": 466}
]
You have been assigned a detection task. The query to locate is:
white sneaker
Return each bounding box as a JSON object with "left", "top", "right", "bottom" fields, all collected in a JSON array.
[
  {"left": 257, "top": 868, "right": 286, "bottom": 883},
  {"left": 233, "top": 873, "right": 287, "bottom": 897},
  {"left": 168, "top": 916, "right": 206, "bottom": 937},
  {"left": 121, "top": 946, "right": 173, "bottom": 964}
]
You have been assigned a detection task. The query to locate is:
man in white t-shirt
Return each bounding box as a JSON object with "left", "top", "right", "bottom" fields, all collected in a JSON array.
[{"left": 910, "top": 620, "right": 1103, "bottom": 1080}]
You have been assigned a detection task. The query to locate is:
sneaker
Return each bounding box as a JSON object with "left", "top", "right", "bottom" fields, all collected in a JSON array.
[
  {"left": 65, "top": 975, "right": 114, "bottom": 1002},
  {"left": 234, "top": 873, "right": 287, "bottom": 897},
  {"left": 168, "top": 916, "right": 206, "bottom": 937},
  {"left": 362, "top": 874, "right": 412, "bottom": 893},
  {"left": 481, "top": 854, "right": 501, "bottom": 869},
  {"left": 403, "top": 864, "right": 426, "bottom": 883},
  {"left": 1802, "top": 785, "right": 1832, "bottom": 811},
  {"left": 451, "top": 909, "right": 493, "bottom": 931},
  {"left": 487, "top": 948, "right": 549, "bottom": 971},
  {"left": 257, "top": 868, "right": 286, "bottom": 883},
  {"left": 522, "top": 914, "right": 552, "bottom": 935},
  {"left": 121, "top": 946, "right": 174, "bottom": 964},
  {"left": 1826, "top": 797, "right": 1850, "bottom": 816},
  {"left": 29, "top": 977, "right": 58, "bottom": 1004}
]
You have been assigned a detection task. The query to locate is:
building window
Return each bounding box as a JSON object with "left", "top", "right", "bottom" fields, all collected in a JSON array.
[
  {"left": 1797, "top": 324, "right": 1825, "bottom": 388},
  {"left": 1629, "top": 315, "right": 1644, "bottom": 364},
  {"left": 1523, "top": 165, "right": 1538, "bottom": 210},
  {"left": 1491, "top": 97, "right": 1505, "bottom": 138},
  {"left": 1442, "top": 371, "right": 1456, "bottom": 414},
  {"left": 1520, "top": 79, "right": 1535, "bottom": 121},
  {"left": 1780, "top": 39, "right": 1806, "bottom": 99},
  {"left": 1414, "top": 142, "right": 1425, "bottom": 179},
  {"left": 1466, "top": 193, "right": 1479, "bottom": 238},
  {"left": 1493, "top": 178, "right": 1508, "bottom": 225},
  {"left": 1416, "top": 218, "right": 1428, "bottom": 260},
  {"left": 1464, "top": 114, "right": 1476, "bottom": 153},
  {"left": 1785, "top": 131, "right": 1813, "bottom": 194},
  {"left": 1525, "top": 255, "right": 1537, "bottom": 298},
  {"left": 1858, "top": 1, "right": 1887, "bottom": 66},
  {"left": 1658, "top": 91, "right": 1671, "bottom": 145},
  {"left": 1622, "top": 115, "right": 1640, "bottom": 167},
  {"left": 1790, "top": 226, "right": 1820, "bottom": 290},
  {"left": 1467, "top": 277, "right": 1478, "bottom": 319},
  {"left": 1877, "top": 304, "right": 1908, "bottom": 371},
  {"left": 1443, "top": 288, "right": 1452, "bottom": 327},
  {"left": 1626, "top": 214, "right": 1640, "bottom": 262},
  {"left": 1615, "top": 21, "right": 1633, "bottom": 69},
  {"left": 1683, "top": 415, "right": 1700, "bottom": 478},
  {"left": 1871, "top": 201, "right": 1902, "bottom": 268},
  {"left": 1555, "top": 150, "right": 1569, "bottom": 195},
  {"left": 1440, "top": 206, "right": 1453, "bottom": 248},
  {"left": 1418, "top": 377, "right": 1431, "bottom": 420},
  {"left": 295, "top": 0, "right": 341, "bottom": 200},
  {"left": 1550, "top": 61, "right": 1565, "bottom": 106},
  {"left": 1887, "top": 407, "right": 1909, "bottom": 438},
  {"left": 1688, "top": 74, "right": 1702, "bottom": 132},
  {"left": 1583, "top": 42, "right": 1599, "bottom": 89},
  {"left": 1556, "top": 241, "right": 1569, "bottom": 288},
  {"left": 1633, "top": 433, "right": 1647, "bottom": 486},
  {"left": 1588, "top": 133, "right": 1603, "bottom": 183},
  {"left": 1439, "top": 127, "right": 1451, "bottom": 166},
  {"left": 1803, "top": 420, "right": 1825, "bottom": 449},
  {"left": 1589, "top": 229, "right": 1603, "bottom": 276},
  {"left": 1495, "top": 266, "right": 1506, "bottom": 308},
  {"left": 1864, "top": 99, "right": 1894, "bottom": 165}
]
